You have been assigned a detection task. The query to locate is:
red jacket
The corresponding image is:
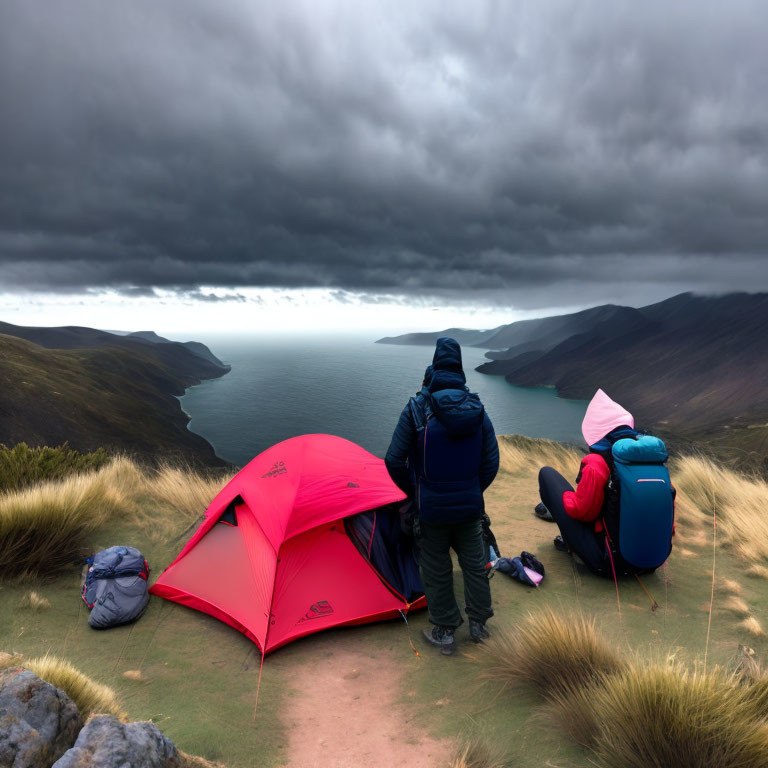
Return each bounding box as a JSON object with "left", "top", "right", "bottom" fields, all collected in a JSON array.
[
  {"left": 562, "top": 451, "right": 677, "bottom": 537},
  {"left": 562, "top": 453, "right": 610, "bottom": 524}
]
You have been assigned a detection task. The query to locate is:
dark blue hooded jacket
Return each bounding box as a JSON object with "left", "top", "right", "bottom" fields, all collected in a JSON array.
[{"left": 385, "top": 338, "right": 499, "bottom": 523}]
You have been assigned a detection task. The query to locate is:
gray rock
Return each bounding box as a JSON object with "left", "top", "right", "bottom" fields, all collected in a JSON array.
[
  {"left": 52, "top": 715, "right": 182, "bottom": 768},
  {"left": 0, "top": 668, "right": 82, "bottom": 768}
]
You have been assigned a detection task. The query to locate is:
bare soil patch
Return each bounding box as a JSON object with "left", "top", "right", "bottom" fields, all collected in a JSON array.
[{"left": 281, "top": 649, "right": 451, "bottom": 768}]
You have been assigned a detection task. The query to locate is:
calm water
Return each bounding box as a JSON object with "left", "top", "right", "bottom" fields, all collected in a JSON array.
[{"left": 180, "top": 335, "right": 587, "bottom": 466}]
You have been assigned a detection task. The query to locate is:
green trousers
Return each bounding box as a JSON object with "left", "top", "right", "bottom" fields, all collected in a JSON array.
[{"left": 416, "top": 517, "right": 494, "bottom": 630}]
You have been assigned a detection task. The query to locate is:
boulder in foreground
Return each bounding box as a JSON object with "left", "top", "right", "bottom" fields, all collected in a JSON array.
[
  {"left": 52, "top": 715, "right": 180, "bottom": 768},
  {"left": 0, "top": 668, "right": 82, "bottom": 768}
]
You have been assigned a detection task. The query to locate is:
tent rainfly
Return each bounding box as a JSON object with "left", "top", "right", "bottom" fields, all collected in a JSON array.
[{"left": 150, "top": 434, "right": 426, "bottom": 654}]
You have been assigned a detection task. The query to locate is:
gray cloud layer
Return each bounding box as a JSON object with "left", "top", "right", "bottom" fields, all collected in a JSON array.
[{"left": 1, "top": 0, "right": 767, "bottom": 306}]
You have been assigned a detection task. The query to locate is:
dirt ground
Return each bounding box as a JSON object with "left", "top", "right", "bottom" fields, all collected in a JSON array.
[{"left": 281, "top": 649, "right": 451, "bottom": 767}]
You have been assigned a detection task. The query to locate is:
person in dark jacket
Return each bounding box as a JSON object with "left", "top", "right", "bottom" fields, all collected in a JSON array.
[{"left": 385, "top": 338, "right": 499, "bottom": 655}]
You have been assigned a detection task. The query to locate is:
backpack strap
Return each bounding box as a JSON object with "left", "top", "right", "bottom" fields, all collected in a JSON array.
[{"left": 408, "top": 396, "right": 433, "bottom": 433}]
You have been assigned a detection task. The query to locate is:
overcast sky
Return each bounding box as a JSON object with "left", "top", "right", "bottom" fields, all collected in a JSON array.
[{"left": 1, "top": 1, "right": 767, "bottom": 331}]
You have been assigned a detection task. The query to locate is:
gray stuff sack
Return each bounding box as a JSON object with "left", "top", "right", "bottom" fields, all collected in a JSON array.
[{"left": 82, "top": 546, "right": 150, "bottom": 629}]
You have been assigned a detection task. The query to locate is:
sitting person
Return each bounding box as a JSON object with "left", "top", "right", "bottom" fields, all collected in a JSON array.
[{"left": 537, "top": 389, "right": 675, "bottom": 578}]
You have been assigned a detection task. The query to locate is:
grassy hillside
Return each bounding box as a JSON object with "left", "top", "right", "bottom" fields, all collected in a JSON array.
[
  {"left": 0, "top": 334, "right": 226, "bottom": 465},
  {"left": 1, "top": 436, "right": 766, "bottom": 767}
]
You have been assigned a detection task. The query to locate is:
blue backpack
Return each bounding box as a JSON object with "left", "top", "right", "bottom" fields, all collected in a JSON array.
[{"left": 602, "top": 435, "right": 675, "bottom": 572}]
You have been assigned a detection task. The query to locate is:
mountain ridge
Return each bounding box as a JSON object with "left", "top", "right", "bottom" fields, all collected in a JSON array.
[
  {"left": 379, "top": 292, "right": 768, "bottom": 470},
  {"left": 0, "top": 323, "right": 231, "bottom": 466}
]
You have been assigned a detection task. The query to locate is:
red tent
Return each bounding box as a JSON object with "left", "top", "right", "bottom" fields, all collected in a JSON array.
[{"left": 150, "top": 434, "right": 426, "bottom": 654}]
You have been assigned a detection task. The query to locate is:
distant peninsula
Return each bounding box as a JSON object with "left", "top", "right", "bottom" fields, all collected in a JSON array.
[
  {"left": 378, "top": 292, "right": 768, "bottom": 472},
  {"left": 0, "top": 322, "right": 231, "bottom": 466}
]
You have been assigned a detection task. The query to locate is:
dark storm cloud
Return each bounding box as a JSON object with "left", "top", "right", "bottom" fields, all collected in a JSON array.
[{"left": 1, "top": 0, "right": 768, "bottom": 306}]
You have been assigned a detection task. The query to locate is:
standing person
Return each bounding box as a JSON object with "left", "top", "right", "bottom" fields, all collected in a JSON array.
[{"left": 385, "top": 338, "right": 499, "bottom": 656}]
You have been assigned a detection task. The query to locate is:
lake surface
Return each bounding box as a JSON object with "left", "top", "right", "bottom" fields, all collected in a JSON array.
[{"left": 180, "top": 335, "right": 587, "bottom": 466}]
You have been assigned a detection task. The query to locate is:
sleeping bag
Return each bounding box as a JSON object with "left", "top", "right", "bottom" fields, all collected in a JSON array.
[{"left": 82, "top": 546, "right": 150, "bottom": 629}]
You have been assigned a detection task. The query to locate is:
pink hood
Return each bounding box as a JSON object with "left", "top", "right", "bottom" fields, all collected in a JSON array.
[{"left": 581, "top": 389, "right": 634, "bottom": 446}]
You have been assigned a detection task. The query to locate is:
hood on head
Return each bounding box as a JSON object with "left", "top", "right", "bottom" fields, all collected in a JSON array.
[
  {"left": 429, "top": 338, "right": 466, "bottom": 392},
  {"left": 582, "top": 389, "right": 634, "bottom": 447},
  {"left": 422, "top": 365, "right": 433, "bottom": 388},
  {"left": 432, "top": 337, "right": 463, "bottom": 373}
]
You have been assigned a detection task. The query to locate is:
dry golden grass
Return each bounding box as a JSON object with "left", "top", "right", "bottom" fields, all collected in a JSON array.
[
  {"left": 739, "top": 617, "right": 765, "bottom": 637},
  {"left": 673, "top": 455, "right": 768, "bottom": 565},
  {"left": 586, "top": 665, "right": 768, "bottom": 768},
  {"left": 179, "top": 753, "right": 228, "bottom": 768},
  {"left": 136, "top": 462, "right": 232, "bottom": 540},
  {"left": 0, "top": 456, "right": 230, "bottom": 578},
  {"left": 470, "top": 608, "right": 624, "bottom": 701},
  {"left": 123, "top": 669, "right": 143, "bottom": 681},
  {"left": 722, "top": 578, "right": 743, "bottom": 594},
  {"left": 543, "top": 682, "right": 603, "bottom": 749},
  {"left": 480, "top": 606, "right": 768, "bottom": 768},
  {"left": 18, "top": 590, "right": 50, "bottom": 610},
  {"left": 450, "top": 738, "right": 508, "bottom": 768},
  {"left": 0, "top": 458, "right": 143, "bottom": 577},
  {"left": 723, "top": 596, "right": 751, "bottom": 616},
  {"left": 0, "top": 651, "right": 22, "bottom": 668},
  {"left": 497, "top": 434, "right": 582, "bottom": 478},
  {"left": 745, "top": 678, "right": 768, "bottom": 719},
  {"left": 24, "top": 655, "right": 126, "bottom": 720},
  {"left": 545, "top": 651, "right": 768, "bottom": 767},
  {"left": 747, "top": 564, "right": 768, "bottom": 580}
]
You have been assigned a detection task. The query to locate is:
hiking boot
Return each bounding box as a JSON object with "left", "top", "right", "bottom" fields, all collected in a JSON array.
[
  {"left": 422, "top": 626, "right": 456, "bottom": 656},
  {"left": 534, "top": 502, "right": 554, "bottom": 522},
  {"left": 553, "top": 535, "right": 569, "bottom": 553},
  {"left": 469, "top": 619, "right": 490, "bottom": 643}
]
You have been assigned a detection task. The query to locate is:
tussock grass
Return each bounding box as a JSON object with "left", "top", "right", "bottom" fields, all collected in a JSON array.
[
  {"left": 497, "top": 434, "right": 581, "bottom": 478},
  {"left": 136, "top": 462, "right": 232, "bottom": 540},
  {"left": 723, "top": 596, "right": 751, "bottom": 616},
  {"left": 470, "top": 608, "right": 624, "bottom": 701},
  {"left": 673, "top": 455, "right": 768, "bottom": 565},
  {"left": 0, "top": 458, "right": 143, "bottom": 577},
  {"left": 450, "top": 738, "right": 508, "bottom": 768},
  {"left": 18, "top": 590, "right": 50, "bottom": 609},
  {"left": 0, "top": 442, "right": 110, "bottom": 492},
  {"left": 747, "top": 564, "right": 768, "bottom": 580},
  {"left": 543, "top": 647, "right": 768, "bottom": 767},
  {"left": 585, "top": 665, "right": 768, "bottom": 768},
  {"left": 745, "top": 678, "right": 768, "bottom": 718},
  {"left": 739, "top": 617, "right": 765, "bottom": 637},
  {"left": 0, "top": 652, "right": 23, "bottom": 668},
  {"left": 482, "top": 605, "right": 768, "bottom": 768},
  {"left": 24, "top": 655, "right": 126, "bottom": 720},
  {"left": 0, "top": 454, "right": 230, "bottom": 578},
  {"left": 179, "top": 753, "right": 227, "bottom": 768},
  {"left": 722, "top": 578, "right": 743, "bottom": 594}
]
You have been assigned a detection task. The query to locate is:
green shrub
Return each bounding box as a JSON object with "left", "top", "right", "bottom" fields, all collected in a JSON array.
[{"left": 0, "top": 442, "right": 110, "bottom": 492}]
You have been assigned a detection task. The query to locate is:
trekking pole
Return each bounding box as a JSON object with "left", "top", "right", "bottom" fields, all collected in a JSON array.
[
  {"left": 704, "top": 482, "right": 718, "bottom": 671},
  {"left": 398, "top": 609, "right": 421, "bottom": 658},
  {"left": 252, "top": 650, "right": 266, "bottom": 720},
  {"left": 634, "top": 573, "right": 659, "bottom": 612}
]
